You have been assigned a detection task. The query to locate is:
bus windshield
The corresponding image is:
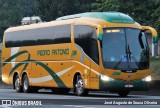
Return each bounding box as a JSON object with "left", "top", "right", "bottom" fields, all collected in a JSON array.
[{"left": 102, "top": 28, "right": 149, "bottom": 71}]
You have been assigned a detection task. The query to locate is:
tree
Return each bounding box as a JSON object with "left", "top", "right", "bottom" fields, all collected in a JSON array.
[
  {"left": 94, "top": 0, "right": 156, "bottom": 26},
  {"left": 35, "top": 0, "right": 95, "bottom": 21},
  {"left": 20, "top": 0, "right": 36, "bottom": 17},
  {"left": 152, "top": 0, "right": 160, "bottom": 34},
  {"left": 0, "top": 0, "right": 21, "bottom": 40},
  {"left": 0, "top": 0, "right": 36, "bottom": 41},
  {"left": 0, "top": 0, "right": 22, "bottom": 27}
]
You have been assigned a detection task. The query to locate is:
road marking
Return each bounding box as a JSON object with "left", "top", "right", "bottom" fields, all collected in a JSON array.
[
  {"left": 63, "top": 105, "right": 95, "bottom": 108},
  {"left": 0, "top": 105, "right": 12, "bottom": 108},
  {"left": 85, "top": 107, "right": 95, "bottom": 108},
  {"left": 73, "top": 106, "right": 85, "bottom": 107},
  {"left": 63, "top": 105, "right": 73, "bottom": 107}
]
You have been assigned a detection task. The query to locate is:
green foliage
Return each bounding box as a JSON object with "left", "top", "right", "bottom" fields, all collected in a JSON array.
[
  {"left": 152, "top": 0, "right": 160, "bottom": 33},
  {"left": 150, "top": 57, "right": 160, "bottom": 80},
  {"left": 20, "top": 0, "right": 36, "bottom": 17},
  {"left": 0, "top": 0, "right": 160, "bottom": 40},
  {"left": 0, "top": 0, "right": 36, "bottom": 40},
  {"left": 0, "top": 53, "right": 1, "bottom": 74},
  {"left": 0, "top": 0, "right": 36, "bottom": 27},
  {"left": 35, "top": 0, "right": 95, "bottom": 21},
  {"left": 0, "top": 0, "right": 22, "bottom": 27},
  {"left": 94, "top": 0, "right": 156, "bottom": 25}
]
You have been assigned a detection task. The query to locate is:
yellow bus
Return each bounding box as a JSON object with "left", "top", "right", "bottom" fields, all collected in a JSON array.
[{"left": 2, "top": 12, "right": 158, "bottom": 97}]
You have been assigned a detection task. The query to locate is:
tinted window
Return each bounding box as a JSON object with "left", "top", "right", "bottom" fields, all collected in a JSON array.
[
  {"left": 102, "top": 28, "right": 149, "bottom": 70},
  {"left": 74, "top": 25, "right": 99, "bottom": 64},
  {"left": 5, "top": 25, "right": 71, "bottom": 47}
]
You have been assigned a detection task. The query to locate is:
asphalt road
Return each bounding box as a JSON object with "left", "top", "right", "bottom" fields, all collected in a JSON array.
[{"left": 0, "top": 89, "right": 160, "bottom": 108}]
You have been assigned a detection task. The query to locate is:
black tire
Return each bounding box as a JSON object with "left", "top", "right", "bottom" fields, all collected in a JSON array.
[
  {"left": 75, "top": 75, "right": 89, "bottom": 96},
  {"left": 52, "top": 88, "right": 70, "bottom": 94},
  {"left": 22, "top": 74, "right": 30, "bottom": 93},
  {"left": 14, "top": 75, "right": 22, "bottom": 92},
  {"left": 118, "top": 91, "right": 129, "bottom": 97}
]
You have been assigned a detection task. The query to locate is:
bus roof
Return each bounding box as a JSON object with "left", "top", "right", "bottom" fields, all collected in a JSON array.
[
  {"left": 5, "top": 19, "right": 76, "bottom": 33},
  {"left": 56, "top": 12, "right": 135, "bottom": 24},
  {"left": 5, "top": 12, "right": 140, "bottom": 33}
]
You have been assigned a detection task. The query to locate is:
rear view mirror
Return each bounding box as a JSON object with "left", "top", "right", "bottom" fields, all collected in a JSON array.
[{"left": 142, "top": 26, "right": 158, "bottom": 58}]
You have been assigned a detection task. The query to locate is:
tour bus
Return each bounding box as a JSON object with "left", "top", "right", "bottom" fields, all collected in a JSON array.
[{"left": 2, "top": 12, "right": 158, "bottom": 97}]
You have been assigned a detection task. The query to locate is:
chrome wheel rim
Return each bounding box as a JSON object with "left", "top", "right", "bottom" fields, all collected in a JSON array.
[
  {"left": 76, "top": 78, "right": 83, "bottom": 94},
  {"left": 15, "top": 77, "right": 20, "bottom": 90},
  {"left": 23, "top": 76, "right": 28, "bottom": 90}
]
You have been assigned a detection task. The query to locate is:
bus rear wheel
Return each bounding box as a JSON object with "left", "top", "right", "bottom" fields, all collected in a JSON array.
[
  {"left": 75, "top": 75, "right": 89, "bottom": 96},
  {"left": 118, "top": 91, "right": 129, "bottom": 97},
  {"left": 22, "top": 74, "right": 30, "bottom": 93},
  {"left": 14, "top": 75, "right": 22, "bottom": 92}
]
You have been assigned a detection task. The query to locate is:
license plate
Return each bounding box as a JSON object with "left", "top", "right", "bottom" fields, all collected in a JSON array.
[{"left": 125, "top": 84, "right": 133, "bottom": 88}]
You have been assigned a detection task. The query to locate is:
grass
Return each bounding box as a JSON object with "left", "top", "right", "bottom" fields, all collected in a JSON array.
[
  {"left": 150, "top": 57, "right": 160, "bottom": 80},
  {"left": 0, "top": 53, "right": 1, "bottom": 77}
]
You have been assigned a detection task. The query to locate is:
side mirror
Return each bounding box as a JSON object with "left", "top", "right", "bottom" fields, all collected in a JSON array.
[
  {"left": 142, "top": 26, "right": 158, "bottom": 57},
  {"left": 97, "top": 26, "right": 103, "bottom": 40},
  {"left": 142, "top": 26, "right": 158, "bottom": 43}
]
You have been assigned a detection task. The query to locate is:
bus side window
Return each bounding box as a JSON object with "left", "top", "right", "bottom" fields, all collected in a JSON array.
[
  {"left": 74, "top": 25, "right": 99, "bottom": 65},
  {"left": 5, "top": 25, "right": 71, "bottom": 48}
]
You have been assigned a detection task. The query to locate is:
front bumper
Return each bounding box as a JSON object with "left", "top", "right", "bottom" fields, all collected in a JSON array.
[{"left": 99, "top": 78, "right": 149, "bottom": 91}]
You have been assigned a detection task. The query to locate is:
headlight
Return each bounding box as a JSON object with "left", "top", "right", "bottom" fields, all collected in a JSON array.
[
  {"left": 142, "top": 75, "right": 152, "bottom": 82},
  {"left": 100, "top": 75, "right": 114, "bottom": 81}
]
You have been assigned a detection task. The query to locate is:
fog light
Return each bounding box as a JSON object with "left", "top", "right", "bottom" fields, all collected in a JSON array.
[{"left": 142, "top": 75, "right": 151, "bottom": 82}]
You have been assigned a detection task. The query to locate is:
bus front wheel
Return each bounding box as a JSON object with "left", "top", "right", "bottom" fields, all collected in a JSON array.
[
  {"left": 118, "top": 91, "right": 129, "bottom": 97},
  {"left": 75, "top": 75, "right": 89, "bottom": 96}
]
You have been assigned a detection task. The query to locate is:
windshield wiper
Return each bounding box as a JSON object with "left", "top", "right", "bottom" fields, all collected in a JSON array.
[
  {"left": 113, "top": 44, "right": 143, "bottom": 70},
  {"left": 126, "top": 44, "right": 131, "bottom": 69},
  {"left": 127, "top": 44, "right": 143, "bottom": 70},
  {"left": 113, "top": 58, "right": 123, "bottom": 69}
]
